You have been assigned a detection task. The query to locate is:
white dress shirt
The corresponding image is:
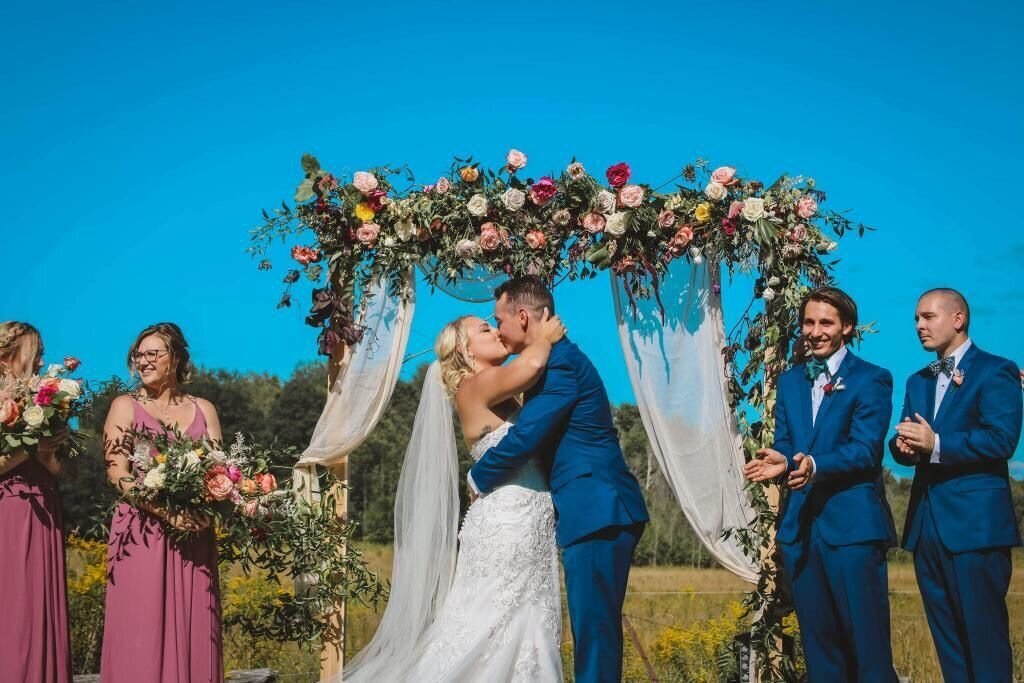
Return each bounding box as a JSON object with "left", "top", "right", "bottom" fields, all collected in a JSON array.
[
  {"left": 811, "top": 344, "right": 848, "bottom": 426},
  {"left": 930, "top": 338, "right": 972, "bottom": 463}
]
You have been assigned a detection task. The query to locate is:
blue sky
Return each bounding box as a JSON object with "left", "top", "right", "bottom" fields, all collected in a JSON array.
[{"left": 2, "top": 1, "right": 1022, "bottom": 475}]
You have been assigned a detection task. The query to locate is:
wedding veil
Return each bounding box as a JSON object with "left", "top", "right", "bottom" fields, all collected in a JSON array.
[{"left": 341, "top": 361, "right": 461, "bottom": 681}]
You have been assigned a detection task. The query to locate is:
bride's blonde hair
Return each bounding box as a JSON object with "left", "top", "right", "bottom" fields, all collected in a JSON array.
[{"left": 435, "top": 316, "right": 475, "bottom": 398}]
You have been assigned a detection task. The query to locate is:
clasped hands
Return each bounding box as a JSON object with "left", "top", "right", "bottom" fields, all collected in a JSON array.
[
  {"left": 742, "top": 449, "right": 813, "bottom": 490},
  {"left": 893, "top": 413, "right": 936, "bottom": 462}
]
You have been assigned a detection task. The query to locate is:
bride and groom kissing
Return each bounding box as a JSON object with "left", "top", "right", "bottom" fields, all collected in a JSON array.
[{"left": 343, "top": 275, "right": 649, "bottom": 683}]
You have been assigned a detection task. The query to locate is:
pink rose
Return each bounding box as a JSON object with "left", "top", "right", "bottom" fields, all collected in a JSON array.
[
  {"left": 605, "top": 162, "right": 631, "bottom": 188},
  {"left": 525, "top": 231, "right": 547, "bottom": 250},
  {"left": 436, "top": 177, "right": 452, "bottom": 195},
  {"left": 63, "top": 356, "right": 81, "bottom": 372},
  {"left": 317, "top": 174, "right": 339, "bottom": 194},
  {"left": 243, "top": 499, "right": 261, "bottom": 517},
  {"left": 506, "top": 149, "right": 528, "bottom": 172},
  {"left": 728, "top": 201, "right": 745, "bottom": 219},
  {"left": 479, "top": 222, "right": 506, "bottom": 251},
  {"left": 617, "top": 184, "right": 645, "bottom": 208},
  {"left": 614, "top": 257, "right": 639, "bottom": 274},
  {"left": 789, "top": 224, "right": 808, "bottom": 241},
  {"left": 657, "top": 209, "right": 677, "bottom": 230},
  {"left": 227, "top": 465, "right": 242, "bottom": 483},
  {"left": 667, "top": 224, "right": 695, "bottom": 255},
  {"left": 356, "top": 222, "right": 380, "bottom": 246},
  {"left": 205, "top": 473, "right": 234, "bottom": 501},
  {"left": 35, "top": 383, "right": 58, "bottom": 406},
  {"left": 352, "top": 171, "right": 379, "bottom": 195},
  {"left": 0, "top": 397, "right": 20, "bottom": 427},
  {"left": 528, "top": 177, "right": 558, "bottom": 206},
  {"left": 255, "top": 473, "right": 277, "bottom": 493},
  {"left": 711, "top": 166, "right": 738, "bottom": 186},
  {"left": 422, "top": 183, "right": 435, "bottom": 194},
  {"left": 796, "top": 196, "right": 818, "bottom": 219},
  {"left": 582, "top": 212, "right": 606, "bottom": 234}
]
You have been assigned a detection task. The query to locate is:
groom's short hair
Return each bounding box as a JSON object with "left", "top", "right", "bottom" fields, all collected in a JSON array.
[
  {"left": 495, "top": 275, "right": 555, "bottom": 317},
  {"left": 920, "top": 288, "right": 971, "bottom": 333}
]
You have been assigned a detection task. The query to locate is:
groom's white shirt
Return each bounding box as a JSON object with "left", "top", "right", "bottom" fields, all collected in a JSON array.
[{"left": 929, "top": 338, "right": 972, "bottom": 464}]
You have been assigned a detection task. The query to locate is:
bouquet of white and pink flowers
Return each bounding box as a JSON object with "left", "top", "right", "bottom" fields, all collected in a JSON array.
[
  {"left": 0, "top": 357, "right": 87, "bottom": 455},
  {"left": 127, "top": 429, "right": 284, "bottom": 529}
]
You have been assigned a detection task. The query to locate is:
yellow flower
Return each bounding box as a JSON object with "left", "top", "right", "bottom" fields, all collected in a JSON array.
[
  {"left": 154, "top": 452, "right": 167, "bottom": 464},
  {"left": 194, "top": 448, "right": 205, "bottom": 459},
  {"left": 694, "top": 202, "right": 712, "bottom": 223},
  {"left": 355, "top": 203, "right": 376, "bottom": 221}
]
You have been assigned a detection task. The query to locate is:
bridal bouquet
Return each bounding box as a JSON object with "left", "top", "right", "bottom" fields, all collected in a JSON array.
[
  {"left": 0, "top": 357, "right": 87, "bottom": 455},
  {"left": 127, "top": 429, "right": 284, "bottom": 527}
]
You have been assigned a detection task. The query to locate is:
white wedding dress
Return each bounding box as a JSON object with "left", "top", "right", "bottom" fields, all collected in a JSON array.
[{"left": 404, "top": 417, "right": 563, "bottom": 682}]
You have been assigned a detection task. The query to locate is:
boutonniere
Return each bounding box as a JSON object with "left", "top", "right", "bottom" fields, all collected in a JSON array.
[
  {"left": 823, "top": 376, "right": 846, "bottom": 396},
  {"left": 951, "top": 368, "right": 965, "bottom": 388}
]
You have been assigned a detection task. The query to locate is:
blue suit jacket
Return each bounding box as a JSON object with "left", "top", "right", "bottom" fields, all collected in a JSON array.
[
  {"left": 469, "top": 338, "right": 649, "bottom": 547},
  {"left": 773, "top": 350, "right": 897, "bottom": 548},
  {"left": 889, "top": 344, "right": 1022, "bottom": 553}
]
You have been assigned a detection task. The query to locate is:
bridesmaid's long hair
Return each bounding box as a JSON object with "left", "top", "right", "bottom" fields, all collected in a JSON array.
[
  {"left": 0, "top": 321, "right": 41, "bottom": 376},
  {"left": 126, "top": 322, "right": 193, "bottom": 385}
]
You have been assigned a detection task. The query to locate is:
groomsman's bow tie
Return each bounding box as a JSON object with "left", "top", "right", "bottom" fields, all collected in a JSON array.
[
  {"left": 929, "top": 356, "right": 956, "bottom": 376},
  {"left": 804, "top": 358, "right": 830, "bottom": 381}
]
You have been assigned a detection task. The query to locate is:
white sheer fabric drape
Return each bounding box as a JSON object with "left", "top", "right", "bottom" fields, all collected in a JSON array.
[
  {"left": 612, "top": 260, "right": 758, "bottom": 582},
  {"left": 292, "top": 272, "right": 415, "bottom": 498}
]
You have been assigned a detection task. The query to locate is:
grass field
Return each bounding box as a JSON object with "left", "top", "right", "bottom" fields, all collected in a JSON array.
[{"left": 217, "top": 545, "right": 1024, "bottom": 682}]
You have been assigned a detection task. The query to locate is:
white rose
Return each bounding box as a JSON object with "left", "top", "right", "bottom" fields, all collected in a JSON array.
[
  {"left": 383, "top": 236, "right": 395, "bottom": 248},
  {"left": 207, "top": 449, "right": 227, "bottom": 463},
  {"left": 605, "top": 212, "right": 629, "bottom": 237},
  {"left": 456, "top": 238, "right": 480, "bottom": 258},
  {"left": 595, "top": 190, "right": 616, "bottom": 214},
  {"left": 704, "top": 181, "right": 728, "bottom": 201},
  {"left": 183, "top": 450, "right": 202, "bottom": 469},
  {"left": 762, "top": 287, "right": 777, "bottom": 302},
  {"left": 740, "top": 198, "right": 766, "bottom": 222},
  {"left": 467, "top": 194, "right": 489, "bottom": 217},
  {"left": 45, "top": 364, "right": 64, "bottom": 378},
  {"left": 767, "top": 276, "right": 780, "bottom": 287},
  {"left": 23, "top": 405, "right": 45, "bottom": 428},
  {"left": 503, "top": 188, "right": 526, "bottom": 211},
  {"left": 143, "top": 464, "right": 166, "bottom": 489},
  {"left": 395, "top": 218, "right": 416, "bottom": 241},
  {"left": 58, "top": 379, "right": 82, "bottom": 399}
]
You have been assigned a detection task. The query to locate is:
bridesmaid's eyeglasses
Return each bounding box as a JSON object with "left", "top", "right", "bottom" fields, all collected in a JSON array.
[{"left": 132, "top": 350, "right": 169, "bottom": 363}]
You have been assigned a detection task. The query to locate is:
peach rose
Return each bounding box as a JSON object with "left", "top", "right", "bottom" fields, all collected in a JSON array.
[
  {"left": 256, "top": 473, "right": 277, "bottom": 493},
  {"left": 617, "top": 184, "right": 645, "bottom": 208},
  {"left": 240, "top": 478, "right": 259, "bottom": 495},
  {"left": 711, "top": 166, "right": 737, "bottom": 186},
  {"left": 356, "top": 222, "right": 380, "bottom": 246},
  {"left": 243, "top": 499, "right": 261, "bottom": 517},
  {"left": 0, "top": 396, "right": 20, "bottom": 427},
  {"left": 582, "top": 212, "right": 606, "bottom": 234},
  {"left": 205, "top": 472, "right": 234, "bottom": 501},
  {"left": 674, "top": 224, "right": 695, "bottom": 247},
  {"left": 525, "top": 231, "right": 547, "bottom": 250},
  {"left": 352, "top": 171, "right": 379, "bottom": 195},
  {"left": 459, "top": 166, "right": 480, "bottom": 182},
  {"left": 506, "top": 149, "right": 528, "bottom": 171},
  {"left": 796, "top": 196, "right": 818, "bottom": 219},
  {"left": 789, "top": 224, "right": 808, "bottom": 241}
]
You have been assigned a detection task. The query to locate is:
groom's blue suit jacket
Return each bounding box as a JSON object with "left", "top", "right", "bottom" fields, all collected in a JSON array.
[
  {"left": 774, "top": 351, "right": 897, "bottom": 548},
  {"left": 889, "top": 344, "right": 1022, "bottom": 552},
  {"left": 470, "top": 338, "right": 649, "bottom": 547}
]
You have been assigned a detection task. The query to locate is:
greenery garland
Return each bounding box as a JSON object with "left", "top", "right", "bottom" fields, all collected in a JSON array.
[{"left": 250, "top": 150, "right": 871, "bottom": 679}]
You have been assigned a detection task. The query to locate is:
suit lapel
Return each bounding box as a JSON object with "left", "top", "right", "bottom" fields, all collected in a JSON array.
[
  {"left": 807, "top": 351, "right": 857, "bottom": 451},
  {"left": 794, "top": 373, "right": 813, "bottom": 450},
  {"left": 933, "top": 344, "right": 979, "bottom": 427}
]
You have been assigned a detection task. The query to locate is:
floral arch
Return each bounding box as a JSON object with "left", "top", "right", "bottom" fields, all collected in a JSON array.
[{"left": 249, "top": 149, "right": 869, "bottom": 680}]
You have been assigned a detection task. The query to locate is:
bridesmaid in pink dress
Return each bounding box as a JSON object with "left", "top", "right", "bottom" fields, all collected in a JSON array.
[
  {"left": 100, "top": 322, "right": 224, "bottom": 683},
  {"left": 0, "top": 321, "right": 73, "bottom": 683}
]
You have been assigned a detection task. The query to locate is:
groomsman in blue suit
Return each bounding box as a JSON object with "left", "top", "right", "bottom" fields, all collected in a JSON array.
[
  {"left": 744, "top": 287, "right": 898, "bottom": 682},
  {"left": 469, "top": 276, "right": 649, "bottom": 683},
  {"left": 891, "top": 288, "right": 1022, "bottom": 682}
]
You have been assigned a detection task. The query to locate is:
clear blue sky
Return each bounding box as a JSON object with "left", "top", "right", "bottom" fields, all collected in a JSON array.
[{"left": 3, "top": 1, "right": 1022, "bottom": 475}]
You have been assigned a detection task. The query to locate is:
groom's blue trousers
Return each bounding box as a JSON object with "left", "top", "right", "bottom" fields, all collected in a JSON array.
[
  {"left": 562, "top": 522, "right": 644, "bottom": 683},
  {"left": 780, "top": 524, "right": 896, "bottom": 682},
  {"left": 912, "top": 495, "right": 1013, "bottom": 683}
]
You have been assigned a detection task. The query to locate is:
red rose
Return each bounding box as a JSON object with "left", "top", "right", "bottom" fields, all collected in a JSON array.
[
  {"left": 605, "top": 162, "right": 631, "bottom": 188},
  {"left": 528, "top": 177, "right": 558, "bottom": 206},
  {"left": 722, "top": 218, "right": 738, "bottom": 236},
  {"left": 823, "top": 383, "right": 834, "bottom": 395}
]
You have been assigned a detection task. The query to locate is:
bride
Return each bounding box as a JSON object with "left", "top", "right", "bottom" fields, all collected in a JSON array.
[{"left": 341, "top": 310, "right": 568, "bottom": 682}]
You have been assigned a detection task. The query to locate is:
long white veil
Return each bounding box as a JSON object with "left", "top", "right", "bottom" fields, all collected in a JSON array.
[{"left": 341, "top": 361, "right": 461, "bottom": 681}]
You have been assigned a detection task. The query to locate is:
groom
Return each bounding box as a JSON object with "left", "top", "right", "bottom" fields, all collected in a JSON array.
[
  {"left": 468, "top": 275, "right": 649, "bottom": 683},
  {"left": 890, "top": 288, "right": 1022, "bottom": 682}
]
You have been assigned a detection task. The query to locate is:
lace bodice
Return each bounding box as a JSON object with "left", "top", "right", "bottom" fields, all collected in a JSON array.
[{"left": 469, "top": 419, "right": 547, "bottom": 492}]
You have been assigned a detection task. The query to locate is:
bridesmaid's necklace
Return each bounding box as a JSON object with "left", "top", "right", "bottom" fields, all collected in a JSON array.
[{"left": 140, "top": 391, "right": 184, "bottom": 423}]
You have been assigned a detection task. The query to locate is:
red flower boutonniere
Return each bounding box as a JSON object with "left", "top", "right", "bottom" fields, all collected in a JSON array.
[
  {"left": 951, "top": 368, "right": 965, "bottom": 388},
  {"left": 823, "top": 376, "right": 846, "bottom": 396}
]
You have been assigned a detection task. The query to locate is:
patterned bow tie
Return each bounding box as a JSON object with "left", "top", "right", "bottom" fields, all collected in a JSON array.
[
  {"left": 804, "top": 358, "right": 830, "bottom": 381},
  {"left": 929, "top": 356, "right": 956, "bottom": 376}
]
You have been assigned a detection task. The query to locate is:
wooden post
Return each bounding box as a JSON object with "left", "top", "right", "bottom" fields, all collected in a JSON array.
[{"left": 320, "top": 341, "right": 350, "bottom": 682}]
